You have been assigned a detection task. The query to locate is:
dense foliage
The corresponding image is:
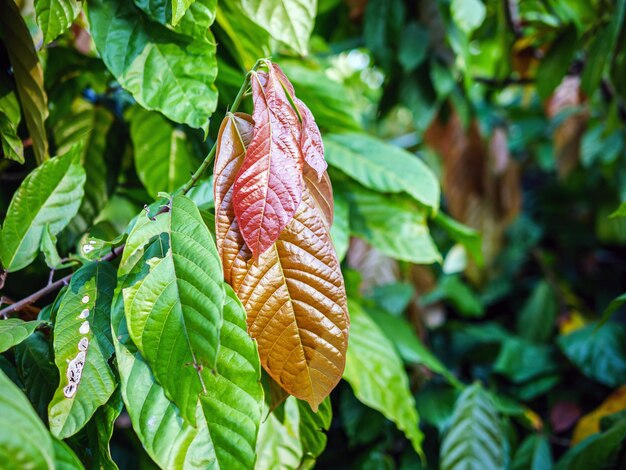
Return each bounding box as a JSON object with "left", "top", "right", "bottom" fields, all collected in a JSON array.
[{"left": 1, "top": 0, "right": 626, "bottom": 469}]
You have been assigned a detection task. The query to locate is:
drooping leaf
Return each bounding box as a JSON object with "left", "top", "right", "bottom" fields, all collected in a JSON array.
[
  {"left": 119, "top": 195, "right": 224, "bottom": 425},
  {"left": 572, "top": 386, "right": 626, "bottom": 445},
  {"left": 324, "top": 133, "right": 440, "bottom": 211},
  {"left": 52, "top": 437, "right": 85, "bottom": 470},
  {"left": 232, "top": 70, "right": 304, "bottom": 258},
  {"left": 294, "top": 97, "right": 327, "bottom": 179},
  {"left": 128, "top": 106, "right": 196, "bottom": 198},
  {"left": 434, "top": 212, "right": 484, "bottom": 266},
  {"left": 239, "top": 0, "right": 316, "bottom": 55},
  {"left": 440, "top": 383, "right": 506, "bottom": 470},
  {"left": 48, "top": 261, "right": 117, "bottom": 439},
  {"left": 35, "top": 0, "right": 82, "bottom": 44},
  {"left": 0, "top": 146, "right": 86, "bottom": 272},
  {"left": 215, "top": 113, "right": 349, "bottom": 411},
  {"left": 0, "top": 368, "right": 55, "bottom": 469},
  {"left": 54, "top": 99, "right": 121, "bottom": 235},
  {"left": 0, "top": 0, "right": 49, "bottom": 164},
  {"left": 343, "top": 300, "right": 423, "bottom": 455},
  {"left": 298, "top": 398, "right": 332, "bottom": 468},
  {"left": 14, "top": 332, "right": 60, "bottom": 422},
  {"left": 0, "top": 71, "right": 24, "bottom": 163},
  {"left": 536, "top": 27, "right": 578, "bottom": 100},
  {"left": 40, "top": 224, "right": 63, "bottom": 269},
  {"left": 80, "top": 388, "right": 123, "bottom": 470},
  {"left": 516, "top": 281, "right": 558, "bottom": 342},
  {"left": 511, "top": 435, "right": 553, "bottom": 470},
  {"left": 0, "top": 319, "right": 45, "bottom": 353},
  {"left": 340, "top": 181, "right": 441, "bottom": 264},
  {"left": 557, "top": 322, "right": 626, "bottom": 387},
  {"left": 88, "top": 0, "right": 218, "bottom": 133}
]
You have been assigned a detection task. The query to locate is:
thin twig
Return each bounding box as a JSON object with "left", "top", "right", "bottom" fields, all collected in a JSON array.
[{"left": 474, "top": 76, "right": 534, "bottom": 87}]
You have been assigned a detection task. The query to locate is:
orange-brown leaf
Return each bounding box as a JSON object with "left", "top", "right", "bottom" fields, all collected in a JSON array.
[{"left": 215, "top": 113, "right": 349, "bottom": 411}]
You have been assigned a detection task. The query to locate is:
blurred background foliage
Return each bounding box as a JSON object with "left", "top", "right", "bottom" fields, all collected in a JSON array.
[{"left": 2, "top": 0, "right": 626, "bottom": 468}]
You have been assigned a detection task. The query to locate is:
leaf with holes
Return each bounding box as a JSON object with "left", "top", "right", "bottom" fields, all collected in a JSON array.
[
  {"left": 343, "top": 300, "right": 423, "bottom": 456},
  {"left": 440, "top": 383, "right": 506, "bottom": 470},
  {"left": 119, "top": 195, "right": 224, "bottom": 426},
  {"left": 88, "top": 0, "right": 217, "bottom": 133},
  {"left": 128, "top": 106, "right": 196, "bottom": 198},
  {"left": 0, "top": 319, "right": 45, "bottom": 353},
  {"left": 48, "top": 261, "right": 117, "bottom": 439},
  {"left": 215, "top": 113, "right": 349, "bottom": 411},
  {"left": 232, "top": 69, "right": 303, "bottom": 258},
  {"left": 0, "top": 0, "right": 49, "bottom": 164},
  {"left": 35, "top": 0, "right": 82, "bottom": 44},
  {"left": 0, "top": 146, "right": 86, "bottom": 272}
]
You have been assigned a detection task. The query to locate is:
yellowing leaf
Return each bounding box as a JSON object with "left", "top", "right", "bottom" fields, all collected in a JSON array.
[{"left": 572, "top": 386, "right": 626, "bottom": 445}]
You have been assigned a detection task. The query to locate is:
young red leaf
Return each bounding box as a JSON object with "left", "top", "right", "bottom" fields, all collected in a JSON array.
[
  {"left": 232, "top": 71, "right": 303, "bottom": 259},
  {"left": 295, "top": 97, "right": 327, "bottom": 180},
  {"left": 215, "top": 113, "right": 349, "bottom": 412}
]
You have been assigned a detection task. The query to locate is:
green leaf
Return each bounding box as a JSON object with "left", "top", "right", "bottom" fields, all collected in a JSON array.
[
  {"left": 367, "top": 308, "right": 462, "bottom": 388},
  {"left": 0, "top": 72, "right": 24, "bottom": 163},
  {"left": 0, "top": 319, "right": 45, "bottom": 353},
  {"left": 298, "top": 398, "right": 332, "bottom": 468},
  {"left": 422, "top": 275, "right": 483, "bottom": 317},
  {"left": 557, "top": 323, "right": 626, "bottom": 387},
  {"left": 88, "top": 0, "right": 218, "bottom": 133},
  {"left": 343, "top": 299, "right": 424, "bottom": 456},
  {"left": 555, "top": 412, "right": 626, "bottom": 469},
  {"left": 0, "top": 146, "right": 86, "bottom": 272},
  {"left": 0, "top": 368, "right": 55, "bottom": 469},
  {"left": 53, "top": 437, "right": 85, "bottom": 470},
  {"left": 54, "top": 99, "right": 120, "bottom": 235},
  {"left": 494, "top": 338, "right": 559, "bottom": 383},
  {"left": 172, "top": 0, "right": 196, "bottom": 25},
  {"left": 325, "top": 133, "right": 440, "bottom": 211},
  {"left": 128, "top": 107, "right": 196, "bottom": 198},
  {"left": 599, "top": 292, "right": 626, "bottom": 326},
  {"left": 119, "top": 195, "right": 224, "bottom": 426},
  {"left": 451, "top": 0, "right": 486, "bottom": 34},
  {"left": 341, "top": 181, "right": 441, "bottom": 264},
  {"left": 440, "top": 383, "right": 505, "bottom": 470},
  {"left": 35, "top": 0, "right": 82, "bottom": 44},
  {"left": 330, "top": 192, "right": 349, "bottom": 262},
  {"left": 48, "top": 261, "right": 117, "bottom": 439},
  {"left": 434, "top": 212, "right": 484, "bottom": 266},
  {"left": 14, "top": 332, "right": 60, "bottom": 422},
  {"left": 398, "top": 22, "right": 429, "bottom": 72},
  {"left": 0, "top": 0, "right": 49, "bottom": 164},
  {"left": 516, "top": 281, "right": 557, "bottom": 342},
  {"left": 41, "top": 224, "right": 63, "bottom": 269},
  {"left": 536, "top": 26, "right": 578, "bottom": 100},
  {"left": 278, "top": 62, "right": 362, "bottom": 132},
  {"left": 512, "top": 435, "right": 553, "bottom": 470},
  {"left": 610, "top": 202, "right": 626, "bottom": 219},
  {"left": 239, "top": 0, "right": 316, "bottom": 55}
]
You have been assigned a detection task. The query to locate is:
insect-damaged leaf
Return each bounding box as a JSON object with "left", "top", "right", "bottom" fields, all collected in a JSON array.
[
  {"left": 215, "top": 113, "right": 349, "bottom": 411},
  {"left": 118, "top": 195, "right": 224, "bottom": 426},
  {"left": 232, "top": 70, "right": 303, "bottom": 259}
]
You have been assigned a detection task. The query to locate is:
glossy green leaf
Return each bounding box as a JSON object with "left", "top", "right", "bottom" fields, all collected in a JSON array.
[
  {"left": 48, "top": 261, "right": 117, "bottom": 439},
  {"left": 557, "top": 323, "right": 626, "bottom": 387},
  {"left": 440, "top": 383, "right": 505, "bottom": 470},
  {"left": 14, "top": 332, "right": 60, "bottom": 422},
  {"left": 298, "top": 398, "right": 332, "bottom": 468},
  {"left": 325, "top": 133, "right": 440, "bottom": 211},
  {"left": 494, "top": 338, "right": 559, "bottom": 383},
  {"left": 536, "top": 27, "right": 578, "bottom": 100},
  {"left": 35, "top": 0, "right": 82, "bottom": 44},
  {"left": 240, "top": 0, "right": 315, "bottom": 55},
  {"left": 53, "top": 437, "right": 85, "bottom": 470},
  {"left": 367, "top": 308, "right": 462, "bottom": 388},
  {"left": 173, "top": 0, "right": 196, "bottom": 25},
  {"left": 512, "top": 435, "right": 553, "bottom": 470},
  {"left": 0, "top": 72, "right": 24, "bottom": 163},
  {"left": 330, "top": 191, "right": 349, "bottom": 262},
  {"left": 343, "top": 300, "right": 424, "bottom": 456},
  {"left": 341, "top": 182, "right": 441, "bottom": 264},
  {"left": 119, "top": 195, "right": 224, "bottom": 426},
  {"left": 434, "top": 212, "right": 483, "bottom": 266},
  {"left": 40, "top": 224, "right": 62, "bottom": 268},
  {"left": 0, "top": 0, "right": 49, "bottom": 164},
  {"left": 54, "top": 99, "right": 120, "bottom": 235},
  {"left": 0, "top": 146, "right": 86, "bottom": 272},
  {"left": 88, "top": 0, "right": 218, "bottom": 133},
  {"left": 516, "top": 281, "right": 557, "bottom": 342},
  {"left": 128, "top": 107, "right": 196, "bottom": 198},
  {"left": 0, "top": 318, "right": 45, "bottom": 353},
  {"left": 0, "top": 368, "right": 55, "bottom": 469}
]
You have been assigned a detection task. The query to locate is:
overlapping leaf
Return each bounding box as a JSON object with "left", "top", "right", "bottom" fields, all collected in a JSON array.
[
  {"left": 0, "top": 0, "right": 49, "bottom": 164},
  {"left": 88, "top": 0, "right": 218, "bottom": 133},
  {"left": 0, "top": 72, "right": 24, "bottom": 163},
  {"left": 343, "top": 300, "right": 423, "bottom": 455},
  {"left": 128, "top": 106, "right": 196, "bottom": 198},
  {"left": 35, "top": 0, "right": 82, "bottom": 44},
  {"left": 0, "top": 147, "right": 86, "bottom": 272},
  {"left": 48, "top": 261, "right": 117, "bottom": 439},
  {"left": 0, "top": 369, "right": 55, "bottom": 469},
  {"left": 119, "top": 195, "right": 224, "bottom": 426},
  {"left": 215, "top": 113, "right": 349, "bottom": 411},
  {"left": 440, "top": 383, "right": 505, "bottom": 470},
  {"left": 232, "top": 70, "right": 304, "bottom": 258},
  {"left": 0, "top": 319, "right": 45, "bottom": 353}
]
